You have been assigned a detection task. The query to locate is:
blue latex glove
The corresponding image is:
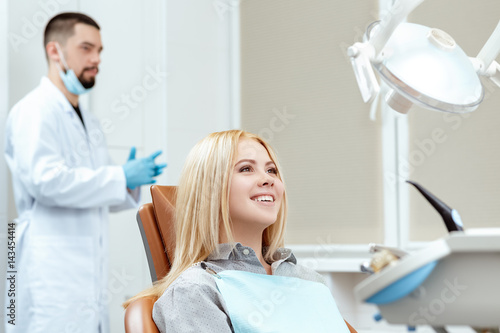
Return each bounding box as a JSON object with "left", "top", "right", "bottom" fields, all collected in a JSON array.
[{"left": 122, "top": 147, "right": 167, "bottom": 190}]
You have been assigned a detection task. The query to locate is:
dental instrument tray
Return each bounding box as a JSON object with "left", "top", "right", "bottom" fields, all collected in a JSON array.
[{"left": 354, "top": 228, "right": 500, "bottom": 326}]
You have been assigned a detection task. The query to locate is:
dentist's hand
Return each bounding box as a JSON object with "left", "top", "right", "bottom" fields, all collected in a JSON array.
[{"left": 122, "top": 147, "right": 167, "bottom": 190}]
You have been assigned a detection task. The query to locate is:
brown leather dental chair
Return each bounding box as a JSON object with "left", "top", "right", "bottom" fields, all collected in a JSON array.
[
  {"left": 124, "top": 185, "right": 176, "bottom": 333},
  {"left": 124, "top": 185, "right": 358, "bottom": 333}
]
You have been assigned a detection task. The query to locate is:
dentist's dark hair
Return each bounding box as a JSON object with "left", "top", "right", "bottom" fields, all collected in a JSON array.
[{"left": 44, "top": 12, "right": 100, "bottom": 56}]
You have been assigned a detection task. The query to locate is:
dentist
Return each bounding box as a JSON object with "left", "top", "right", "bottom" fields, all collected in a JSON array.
[{"left": 4, "top": 12, "right": 166, "bottom": 333}]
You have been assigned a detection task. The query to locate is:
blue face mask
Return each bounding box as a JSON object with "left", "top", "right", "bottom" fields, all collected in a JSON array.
[{"left": 55, "top": 44, "right": 92, "bottom": 95}]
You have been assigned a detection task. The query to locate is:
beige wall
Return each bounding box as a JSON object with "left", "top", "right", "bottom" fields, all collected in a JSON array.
[{"left": 240, "top": 0, "right": 384, "bottom": 245}]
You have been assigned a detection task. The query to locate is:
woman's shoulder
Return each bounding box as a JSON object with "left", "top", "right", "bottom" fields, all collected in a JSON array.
[
  {"left": 279, "top": 260, "right": 328, "bottom": 285},
  {"left": 155, "top": 263, "right": 222, "bottom": 305},
  {"left": 153, "top": 263, "right": 229, "bottom": 327},
  {"left": 167, "top": 264, "right": 217, "bottom": 292}
]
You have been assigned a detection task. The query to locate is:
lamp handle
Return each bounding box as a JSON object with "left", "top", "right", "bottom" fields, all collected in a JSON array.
[
  {"left": 370, "top": 0, "right": 425, "bottom": 57},
  {"left": 477, "top": 20, "right": 500, "bottom": 72},
  {"left": 489, "top": 61, "right": 500, "bottom": 88}
]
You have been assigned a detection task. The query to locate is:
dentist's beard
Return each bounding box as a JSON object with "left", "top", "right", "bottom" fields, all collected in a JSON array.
[{"left": 78, "top": 68, "right": 98, "bottom": 88}]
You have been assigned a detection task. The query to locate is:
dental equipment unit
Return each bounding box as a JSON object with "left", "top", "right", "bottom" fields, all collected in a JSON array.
[{"left": 355, "top": 181, "right": 500, "bottom": 332}]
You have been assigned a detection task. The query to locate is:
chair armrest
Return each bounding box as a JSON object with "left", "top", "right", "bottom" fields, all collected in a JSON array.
[{"left": 124, "top": 296, "right": 159, "bottom": 333}]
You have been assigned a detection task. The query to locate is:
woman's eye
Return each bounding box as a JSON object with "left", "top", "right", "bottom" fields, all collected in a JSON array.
[
  {"left": 267, "top": 168, "right": 278, "bottom": 174},
  {"left": 239, "top": 166, "right": 251, "bottom": 172}
]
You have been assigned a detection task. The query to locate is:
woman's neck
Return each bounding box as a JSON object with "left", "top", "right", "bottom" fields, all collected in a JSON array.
[
  {"left": 220, "top": 229, "right": 272, "bottom": 275},
  {"left": 239, "top": 238, "right": 272, "bottom": 275}
]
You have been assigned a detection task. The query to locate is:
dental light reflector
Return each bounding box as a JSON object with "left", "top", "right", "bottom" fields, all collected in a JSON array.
[
  {"left": 374, "top": 22, "right": 484, "bottom": 114},
  {"left": 348, "top": 0, "right": 500, "bottom": 115}
]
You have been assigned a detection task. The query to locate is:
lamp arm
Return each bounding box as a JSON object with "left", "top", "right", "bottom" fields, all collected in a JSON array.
[
  {"left": 369, "top": 0, "right": 425, "bottom": 57},
  {"left": 347, "top": 0, "right": 425, "bottom": 105},
  {"left": 471, "top": 57, "right": 500, "bottom": 88},
  {"left": 488, "top": 61, "right": 500, "bottom": 88},
  {"left": 348, "top": 42, "right": 380, "bottom": 103},
  {"left": 476, "top": 19, "right": 500, "bottom": 72}
]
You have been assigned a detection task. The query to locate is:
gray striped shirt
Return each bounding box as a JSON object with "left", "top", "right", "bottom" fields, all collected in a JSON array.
[{"left": 152, "top": 243, "right": 326, "bottom": 333}]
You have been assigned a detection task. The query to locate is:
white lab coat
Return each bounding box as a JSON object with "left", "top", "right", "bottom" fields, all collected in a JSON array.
[{"left": 4, "top": 77, "right": 139, "bottom": 333}]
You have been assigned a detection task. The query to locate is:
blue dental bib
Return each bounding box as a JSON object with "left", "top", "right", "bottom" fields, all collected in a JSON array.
[{"left": 212, "top": 270, "right": 350, "bottom": 333}]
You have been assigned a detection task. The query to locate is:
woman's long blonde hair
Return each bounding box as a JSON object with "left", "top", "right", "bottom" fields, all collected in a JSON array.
[{"left": 124, "top": 130, "right": 288, "bottom": 307}]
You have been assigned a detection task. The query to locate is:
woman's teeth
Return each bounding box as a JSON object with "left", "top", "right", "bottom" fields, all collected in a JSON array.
[{"left": 253, "top": 195, "right": 274, "bottom": 202}]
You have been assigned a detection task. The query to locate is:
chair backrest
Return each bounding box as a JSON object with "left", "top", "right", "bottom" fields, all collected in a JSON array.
[
  {"left": 135, "top": 185, "right": 177, "bottom": 282},
  {"left": 125, "top": 185, "right": 177, "bottom": 333},
  {"left": 150, "top": 185, "right": 177, "bottom": 278}
]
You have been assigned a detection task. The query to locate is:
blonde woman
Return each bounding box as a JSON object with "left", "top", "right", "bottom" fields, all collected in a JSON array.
[{"left": 125, "top": 130, "right": 356, "bottom": 332}]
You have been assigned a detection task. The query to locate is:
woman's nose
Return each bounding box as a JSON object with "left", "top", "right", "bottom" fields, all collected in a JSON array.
[{"left": 258, "top": 173, "right": 274, "bottom": 187}]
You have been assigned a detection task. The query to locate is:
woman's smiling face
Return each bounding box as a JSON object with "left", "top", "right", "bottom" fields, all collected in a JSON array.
[{"left": 228, "top": 139, "right": 284, "bottom": 230}]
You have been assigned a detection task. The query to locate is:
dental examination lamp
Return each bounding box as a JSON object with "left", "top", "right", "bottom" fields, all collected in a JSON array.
[{"left": 347, "top": 0, "right": 500, "bottom": 114}]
